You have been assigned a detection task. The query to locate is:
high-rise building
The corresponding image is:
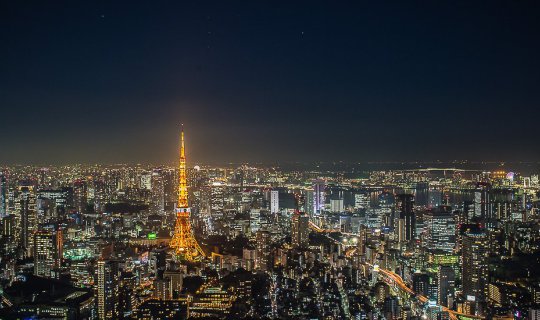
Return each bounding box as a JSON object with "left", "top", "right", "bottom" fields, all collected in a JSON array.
[
  {"left": 374, "top": 281, "right": 390, "bottom": 303},
  {"left": 462, "top": 227, "right": 488, "bottom": 309},
  {"left": 354, "top": 192, "right": 369, "bottom": 210},
  {"left": 330, "top": 198, "right": 344, "bottom": 213},
  {"left": 18, "top": 185, "right": 37, "bottom": 255},
  {"left": 424, "top": 206, "right": 456, "bottom": 252},
  {"left": 210, "top": 183, "right": 225, "bottom": 211},
  {"left": 119, "top": 271, "right": 137, "bottom": 317},
  {"left": 33, "top": 229, "right": 63, "bottom": 277},
  {"left": 1, "top": 214, "right": 17, "bottom": 256},
  {"left": 291, "top": 212, "right": 309, "bottom": 248},
  {"left": 37, "top": 189, "right": 68, "bottom": 223},
  {"left": 139, "top": 172, "right": 152, "bottom": 190},
  {"left": 437, "top": 266, "right": 455, "bottom": 307},
  {"left": 383, "top": 296, "right": 400, "bottom": 320},
  {"left": 397, "top": 194, "right": 415, "bottom": 242},
  {"left": 73, "top": 179, "right": 88, "bottom": 214},
  {"left": 2, "top": 214, "right": 16, "bottom": 237},
  {"left": 255, "top": 230, "right": 271, "bottom": 271},
  {"left": 0, "top": 173, "right": 6, "bottom": 218},
  {"left": 313, "top": 180, "right": 325, "bottom": 215},
  {"left": 473, "top": 183, "right": 491, "bottom": 219},
  {"left": 412, "top": 273, "right": 430, "bottom": 297},
  {"left": 97, "top": 259, "right": 120, "bottom": 320},
  {"left": 150, "top": 171, "right": 165, "bottom": 215},
  {"left": 270, "top": 190, "right": 279, "bottom": 214}
]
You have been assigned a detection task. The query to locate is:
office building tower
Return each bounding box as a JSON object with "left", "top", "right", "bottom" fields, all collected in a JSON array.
[
  {"left": 210, "top": 183, "right": 225, "bottom": 211},
  {"left": 473, "top": 183, "right": 491, "bottom": 219},
  {"left": 139, "top": 172, "right": 152, "bottom": 190},
  {"left": 18, "top": 186, "right": 37, "bottom": 255},
  {"left": 462, "top": 228, "right": 488, "bottom": 309},
  {"left": 330, "top": 198, "right": 344, "bottom": 213},
  {"left": 397, "top": 194, "right": 415, "bottom": 241},
  {"left": 354, "top": 192, "right": 369, "bottom": 210},
  {"left": 153, "top": 277, "right": 171, "bottom": 300},
  {"left": 0, "top": 174, "right": 6, "bottom": 217},
  {"left": 412, "top": 273, "right": 430, "bottom": 297},
  {"left": 304, "top": 190, "right": 314, "bottom": 215},
  {"left": 73, "top": 179, "right": 88, "bottom": 214},
  {"left": 37, "top": 189, "right": 68, "bottom": 222},
  {"left": 2, "top": 214, "right": 16, "bottom": 237},
  {"left": 462, "top": 201, "right": 474, "bottom": 223},
  {"left": 1, "top": 214, "right": 17, "bottom": 255},
  {"left": 374, "top": 282, "right": 390, "bottom": 303},
  {"left": 339, "top": 215, "right": 352, "bottom": 233},
  {"left": 424, "top": 206, "right": 456, "bottom": 252},
  {"left": 437, "top": 266, "right": 455, "bottom": 307},
  {"left": 313, "top": 180, "right": 325, "bottom": 215},
  {"left": 291, "top": 212, "right": 309, "bottom": 248},
  {"left": 97, "top": 259, "right": 120, "bottom": 320},
  {"left": 357, "top": 225, "right": 368, "bottom": 255},
  {"left": 163, "top": 270, "right": 184, "bottom": 299},
  {"left": 383, "top": 297, "right": 400, "bottom": 320},
  {"left": 119, "top": 271, "right": 137, "bottom": 317},
  {"left": 149, "top": 248, "right": 167, "bottom": 277},
  {"left": 270, "top": 190, "right": 279, "bottom": 214},
  {"left": 255, "top": 230, "right": 271, "bottom": 271},
  {"left": 150, "top": 171, "right": 165, "bottom": 214},
  {"left": 34, "top": 229, "right": 63, "bottom": 277}
]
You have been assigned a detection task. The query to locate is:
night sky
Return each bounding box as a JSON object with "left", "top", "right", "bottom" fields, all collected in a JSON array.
[{"left": 1, "top": 1, "right": 539, "bottom": 165}]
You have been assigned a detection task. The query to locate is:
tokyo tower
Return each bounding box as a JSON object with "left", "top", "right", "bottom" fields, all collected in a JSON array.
[{"left": 169, "top": 126, "right": 205, "bottom": 261}]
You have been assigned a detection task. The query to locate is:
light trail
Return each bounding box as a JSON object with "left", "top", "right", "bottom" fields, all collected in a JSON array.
[{"left": 372, "top": 264, "right": 484, "bottom": 320}]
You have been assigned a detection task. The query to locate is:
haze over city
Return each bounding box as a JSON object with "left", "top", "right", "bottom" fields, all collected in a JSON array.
[{"left": 1, "top": 1, "right": 539, "bottom": 164}]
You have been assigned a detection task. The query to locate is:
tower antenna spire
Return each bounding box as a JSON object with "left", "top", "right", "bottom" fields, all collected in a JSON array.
[{"left": 178, "top": 124, "right": 188, "bottom": 207}]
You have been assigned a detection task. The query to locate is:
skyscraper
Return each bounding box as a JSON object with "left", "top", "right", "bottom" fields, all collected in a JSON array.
[
  {"left": 424, "top": 206, "right": 456, "bottom": 252},
  {"left": 473, "top": 183, "right": 491, "bottom": 219},
  {"left": 270, "top": 190, "right": 279, "bottom": 214},
  {"left": 18, "top": 185, "right": 36, "bottom": 256},
  {"left": 354, "top": 192, "right": 369, "bottom": 210},
  {"left": 396, "top": 194, "right": 415, "bottom": 242},
  {"left": 150, "top": 170, "right": 165, "bottom": 215},
  {"left": 33, "top": 229, "right": 63, "bottom": 278},
  {"left": 437, "top": 266, "right": 455, "bottom": 307},
  {"left": 0, "top": 173, "right": 6, "bottom": 218},
  {"left": 412, "top": 273, "right": 430, "bottom": 297},
  {"left": 462, "top": 227, "right": 488, "bottom": 311},
  {"left": 291, "top": 212, "right": 309, "bottom": 248},
  {"left": 313, "top": 180, "right": 325, "bottom": 215},
  {"left": 255, "top": 230, "right": 271, "bottom": 271},
  {"left": 97, "top": 259, "right": 120, "bottom": 320}
]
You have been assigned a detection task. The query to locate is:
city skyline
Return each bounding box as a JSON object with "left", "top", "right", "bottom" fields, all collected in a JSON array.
[
  {"left": 1, "top": 2, "right": 540, "bottom": 319},
  {"left": 1, "top": 1, "right": 540, "bottom": 164},
  {"left": 0, "top": 128, "right": 539, "bottom": 319}
]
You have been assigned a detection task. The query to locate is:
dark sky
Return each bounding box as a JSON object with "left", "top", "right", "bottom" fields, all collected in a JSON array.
[{"left": 1, "top": 1, "right": 539, "bottom": 165}]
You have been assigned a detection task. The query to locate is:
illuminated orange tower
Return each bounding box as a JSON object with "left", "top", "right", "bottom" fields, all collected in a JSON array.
[{"left": 169, "top": 126, "right": 205, "bottom": 261}]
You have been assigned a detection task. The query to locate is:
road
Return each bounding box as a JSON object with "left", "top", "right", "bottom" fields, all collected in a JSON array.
[
  {"left": 308, "top": 220, "right": 483, "bottom": 319},
  {"left": 374, "top": 265, "right": 484, "bottom": 320}
]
